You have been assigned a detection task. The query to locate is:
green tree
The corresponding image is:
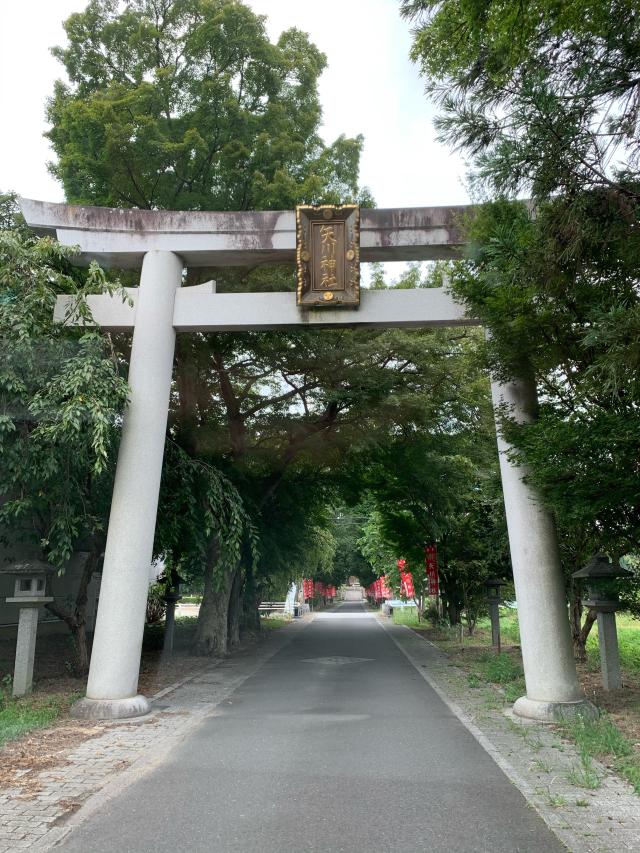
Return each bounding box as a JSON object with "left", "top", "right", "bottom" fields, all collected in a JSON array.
[
  {"left": 48, "top": 0, "right": 367, "bottom": 210},
  {"left": 401, "top": 0, "right": 640, "bottom": 200},
  {"left": 170, "top": 319, "right": 493, "bottom": 648},
  {"left": 403, "top": 0, "right": 640, "bottom": 651},
  {"left": 331, "top": 508, "right": 376, "bottom": 589},
  {"left": 46, "top": 0, "right": 375, "bottom": 656},
  {"left": 353, "top": 339, "right": 510, "bottom": 630},
  {"left": 448, "top": 198, "right": 640, "bottom": 651},
  {"left": 0, "top": 194, "right": 129, "bottom": 670}
]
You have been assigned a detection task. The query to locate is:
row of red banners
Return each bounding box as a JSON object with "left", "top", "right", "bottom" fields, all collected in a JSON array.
[
  {"left": 365, "top": 546, "right": 440, "bottom": 600},
  {"left": 366, "top": 575, "right": 392, "bottom": 601},
  {"left": 302, "top": 580, "right": 337, "bottom": 600}
]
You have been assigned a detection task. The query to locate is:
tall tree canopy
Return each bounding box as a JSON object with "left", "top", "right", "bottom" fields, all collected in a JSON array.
[
  {"left": 401, "top": 0, "right": 640, "bottom": 199},
  {"left": 47, "top": 0, "right": 366, "bottom": 210}
]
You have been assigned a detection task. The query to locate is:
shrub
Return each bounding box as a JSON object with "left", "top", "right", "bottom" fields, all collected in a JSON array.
[
  {"left": 482, "top": 652, "right": 523, "bottom": 684},
  {"left": 145, "top": 583, "right": 166, "bottom": 625}
]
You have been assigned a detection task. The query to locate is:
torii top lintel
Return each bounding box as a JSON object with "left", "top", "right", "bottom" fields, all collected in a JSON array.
[{"left": 18, "top": 198, "right": 471, "bottom": 269}]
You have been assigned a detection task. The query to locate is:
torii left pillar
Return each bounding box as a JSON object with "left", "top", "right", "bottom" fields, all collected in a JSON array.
[{"left": 72, "top": 251, "right": 183, "bottom": 719}]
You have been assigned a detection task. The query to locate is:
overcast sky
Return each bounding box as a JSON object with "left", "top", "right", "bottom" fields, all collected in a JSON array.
[{"left": 0, "top": 0, "right": 469, "bottom": 212}]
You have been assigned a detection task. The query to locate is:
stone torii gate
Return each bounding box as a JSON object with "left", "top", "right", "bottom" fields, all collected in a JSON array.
[{"left": 20, "top": 198, "right": 594, "bottom": 723}]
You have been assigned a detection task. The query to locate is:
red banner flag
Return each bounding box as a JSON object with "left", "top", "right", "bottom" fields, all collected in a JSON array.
[
  {"left": 400, "top": 570, "right": 415, "bottom": 599},
  {"left": 380, "top": 576, "right": 391, "bottom": 599},
  {"left": 303, "top": 579, "right": 314, "bottom": 600},
  {"left": 425, "top": 545, "right": 439, "bottom": 596}
]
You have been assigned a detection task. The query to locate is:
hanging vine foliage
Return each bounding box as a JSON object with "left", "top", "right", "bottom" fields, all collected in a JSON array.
[{"left": 156, "top": 440, "right": 257, "bottom": 588}]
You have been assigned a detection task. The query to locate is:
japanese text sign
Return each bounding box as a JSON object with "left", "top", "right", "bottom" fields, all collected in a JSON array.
[
  {"left": 425, "top": 545, "right": 439, "bottom": 596},
  {"left": 296, "top": 205, "right": 360, "bottom": 308}
]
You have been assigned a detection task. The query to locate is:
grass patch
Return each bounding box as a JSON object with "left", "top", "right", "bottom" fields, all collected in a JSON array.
[
  {"left": 143, "top": 616, "right": 199, "bottom": 650},
  {"left": 586, "top": 614, "right": 640, "bottom": 674},
  {"left": 0, "top": 692, "right": 72, "bottom": 748},
  {"left": 481, "top": 652, "right": 523, "bottom": 684},
  {"left": 504, "top": 677, "right": 527, "bottom": 703},
  {"left": 260, "top": 616, "right": 289, "bottom": 630},
  {"left": 392, "top": 606, "right": 522, "bottom": 646},
  {"left": 501, "top": 615, "right": 521, "bottom": 644},
  {"left": 567, "top": 756, "right": 602, "bottom": 790},
  {"left": 471, "top": 609, "right": 522, "bottom": 645},
  {"left": 471, "top": 651, "right": 526, "bottom": 703},
  {"left": 540, "top": 788, "right": 568, "bottom": 808},
  {"left": 559, "top": 714, "right": 640, "bottom": 795},
  {"left": 390, "top": 608, "right": 421, "bottom": 626},
  {"left": 402, "top": 606, "right": 639, "bottom": 674}
]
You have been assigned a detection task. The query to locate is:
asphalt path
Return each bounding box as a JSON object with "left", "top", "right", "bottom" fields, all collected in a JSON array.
[{"left": 59, "top": 603, "right": 564, "bottom": 852}]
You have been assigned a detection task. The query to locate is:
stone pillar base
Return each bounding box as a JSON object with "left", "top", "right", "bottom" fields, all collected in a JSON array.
[
  {"left": 70, "top": 694, "right": 150, "bottom": 721},
  {"left": 513, "top": 695, "right": 598, "bottom": 723}
]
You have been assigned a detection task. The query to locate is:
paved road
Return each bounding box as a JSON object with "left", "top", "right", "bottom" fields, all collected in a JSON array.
[{"left": 59, "top": 604, "right": 564, "bottom": 852}]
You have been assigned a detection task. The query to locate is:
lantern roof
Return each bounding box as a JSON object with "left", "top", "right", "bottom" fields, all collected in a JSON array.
[
  {"left": 572, "top": 553, "right": 633, "bottom": 581},
  {"left": 0, "top": 560, "right": 55, "bottom": 577}
]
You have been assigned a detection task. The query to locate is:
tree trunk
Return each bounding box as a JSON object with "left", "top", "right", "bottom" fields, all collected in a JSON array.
[
  {"left": 569, "top": 584, "right": 597, "bottom": 661},
  {"left": 440, "top": 573, "right": 461, "bottom": 626},
  {"left": 73, "top": 620, "right": 90, "bottom": 673},
  {"left": 193, "top": 539, "right": 234, "bottom": 656},
  {"left": 575, "top": 608, "right": 597, "bottom": 662},
  {"left": 227, "top": 566, "right": 242, "bottom": 649},
  {"left": 193, "top": 566, "right": 233, "bottom": 656},
  {"left": 447, "top": 597, "right": 461, "bottom": 626},
  {"left": 439, "top": 550, "right": 462, "bottom": 627},
  {"left": 240, "top": 561, "right": 261, "bottom": 634},
  {"left": 45, "top": 549, "right": 98, "bottom": 675}
]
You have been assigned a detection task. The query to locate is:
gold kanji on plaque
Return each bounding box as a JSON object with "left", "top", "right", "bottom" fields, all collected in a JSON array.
[{"left": 296, "top": 205, "right": 360, "bottom": 307}]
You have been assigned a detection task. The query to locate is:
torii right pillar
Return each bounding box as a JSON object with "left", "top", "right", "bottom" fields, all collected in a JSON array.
[{"left": 491, "top": 376, "right": 597, "bottom": 721}]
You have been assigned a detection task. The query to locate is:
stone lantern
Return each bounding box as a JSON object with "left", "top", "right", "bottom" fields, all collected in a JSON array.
[
  {"left": 485, "top": 578, "right": 503, "bottom": 653},
  {"left": 1, "top": 561, "right": 54, "bottom": 696},
  {"left": 572, "top": 554, "right": 633, "bottom": 690}
]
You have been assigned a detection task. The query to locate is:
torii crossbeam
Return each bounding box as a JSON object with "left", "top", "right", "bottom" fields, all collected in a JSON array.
[{"left": 19, "top": 198, "right": 594, "bottom": 724}]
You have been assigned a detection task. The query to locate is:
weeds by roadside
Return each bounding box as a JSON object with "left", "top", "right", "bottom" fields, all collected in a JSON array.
[
  {"left": 392, "top": 607, "right": 640, "bottom": 797},
  {"left": 393, "top": 607, "right": 640, "bottom": 676},
  {"left": 559, "top": 714, "right": 640, "bottom": 794}
]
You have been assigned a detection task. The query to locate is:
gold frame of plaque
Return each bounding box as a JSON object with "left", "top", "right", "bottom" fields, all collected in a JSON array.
[{"left": 296, "top": 205, "right": 360, "bottom": 308}]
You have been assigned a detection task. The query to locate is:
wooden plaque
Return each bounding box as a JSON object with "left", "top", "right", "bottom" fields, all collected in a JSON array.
[{"left": 296, "top": 205, "right": 360, "bottom": 308}]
